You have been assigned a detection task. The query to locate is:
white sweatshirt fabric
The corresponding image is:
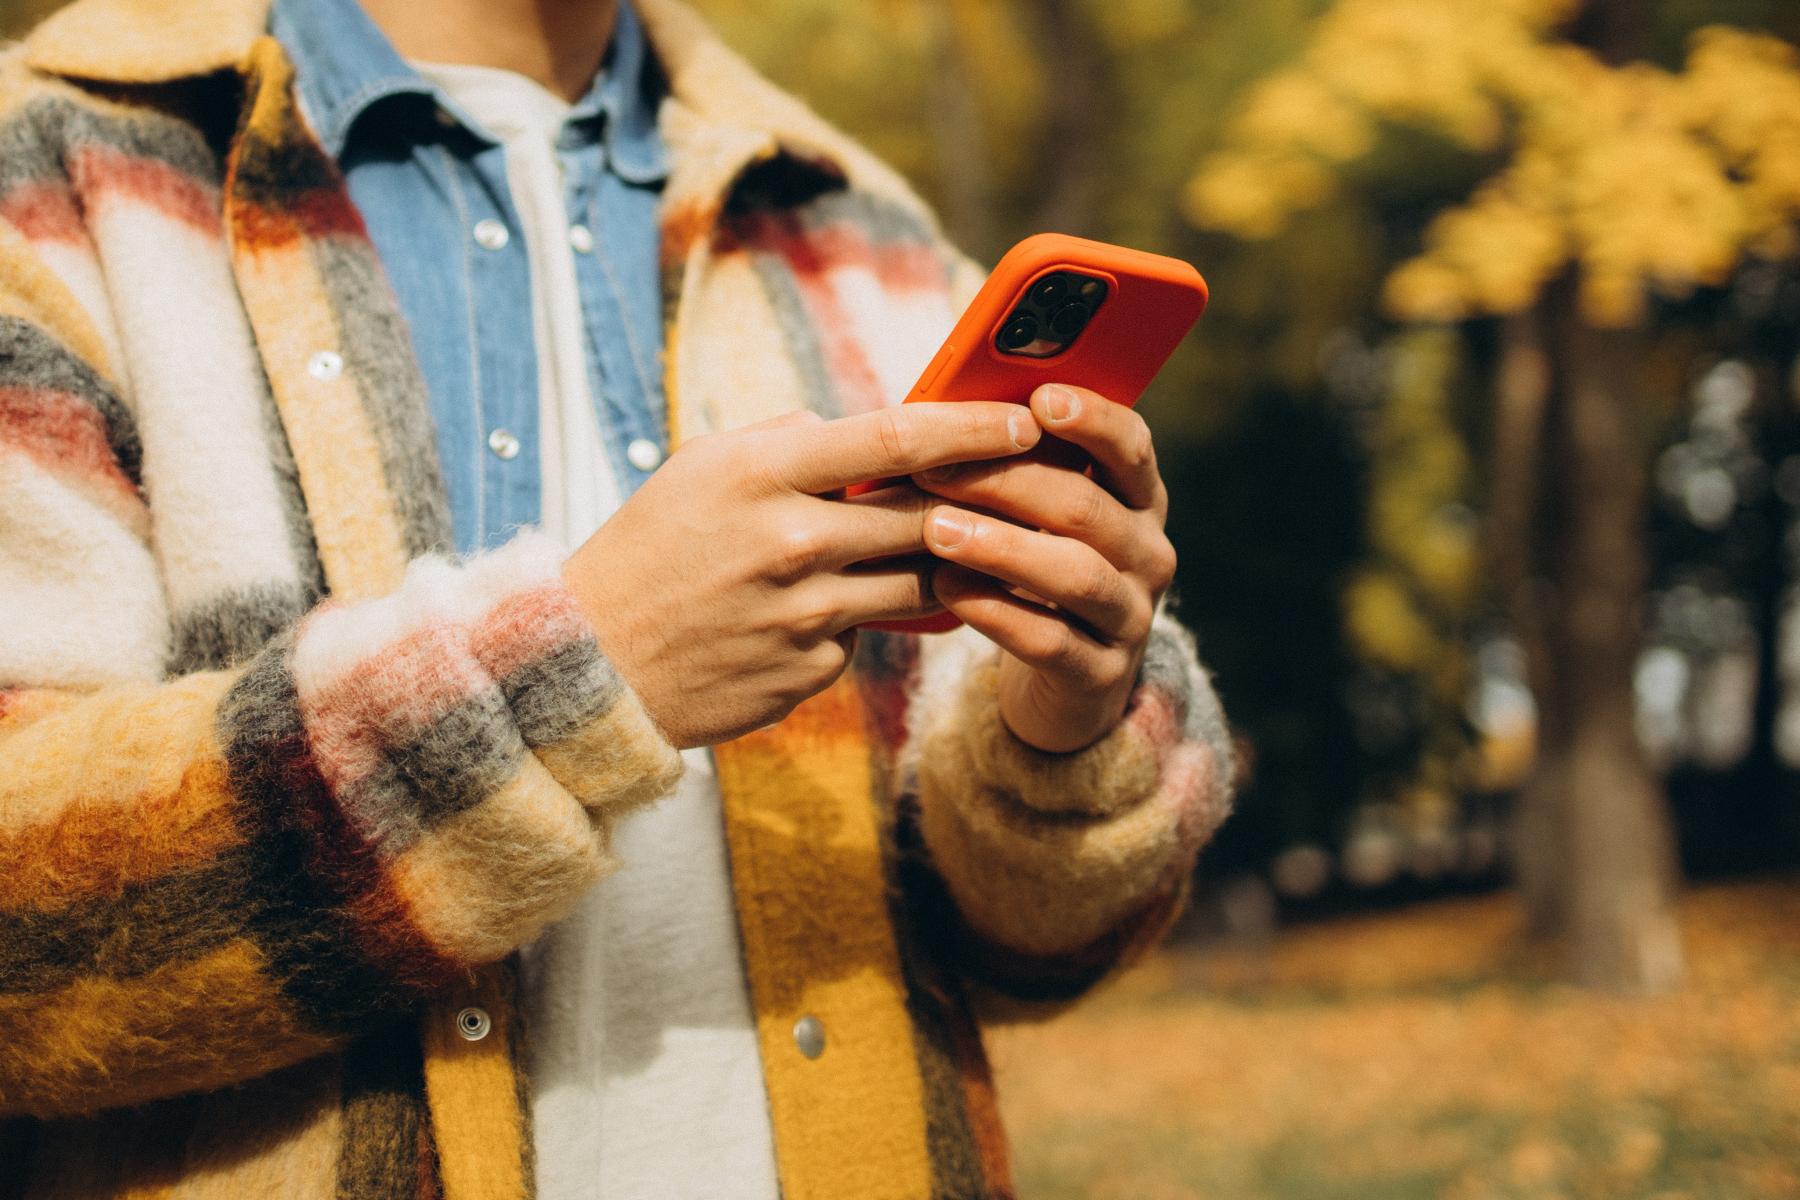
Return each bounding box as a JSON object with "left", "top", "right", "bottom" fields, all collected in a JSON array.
[{"left": 414, "top": 61, "right": 781, "bottom": 1200}]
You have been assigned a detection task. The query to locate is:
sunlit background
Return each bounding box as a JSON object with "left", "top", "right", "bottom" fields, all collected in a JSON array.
[
  {"left": 8, "top": 0, "right": 1800, "bottom": 1194},
  {"left": 680, "top": 3, "right": 1800, "bottom": 1195}
]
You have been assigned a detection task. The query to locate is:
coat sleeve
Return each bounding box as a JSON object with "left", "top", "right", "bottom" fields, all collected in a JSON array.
[
  {"left": 891, "top": 249, "right": 1236, "bottom": 1004},
  {"left": 897, "top": 611, "right": 1236, "bottom": 1004},
  {"left": 0, "top": 223, "right": 683, "bottom": 1119}
]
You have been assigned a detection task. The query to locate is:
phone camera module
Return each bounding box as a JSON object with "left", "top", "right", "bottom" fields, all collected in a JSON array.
[
  {"left": 997, "top": 315, "right": 1038, "bottom": 352},
  {"left": 1030, "top": 276, "right": 1071, "bottom": 307},
  {"left": 994, "top": 270, "right": 1109, "bottom": 357},
  {"left": 1049, "top": 302, "right": 1092, "bottom": 341}
]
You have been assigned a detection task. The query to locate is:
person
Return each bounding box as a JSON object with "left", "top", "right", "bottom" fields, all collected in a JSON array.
[{"left": 0, "top": 0, "right": 1236, "bottom": 1194}]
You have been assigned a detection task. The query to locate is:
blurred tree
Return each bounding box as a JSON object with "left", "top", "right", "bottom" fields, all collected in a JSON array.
[{"left": 1190, "top": 0, "right": 1800, "bottom": 991}]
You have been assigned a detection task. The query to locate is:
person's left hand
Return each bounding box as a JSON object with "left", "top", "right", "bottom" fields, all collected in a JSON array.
[{"left": 911, "top": 382, "right": 1177, "bottom": 753}]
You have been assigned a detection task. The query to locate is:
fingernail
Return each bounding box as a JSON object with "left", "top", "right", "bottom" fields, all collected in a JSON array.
[
  {"left": 1041, "top": 385, "right": 1079, "bottom": 423},
  {"left": 919, "top": 463, "right": 959, "bottom": 484},
  {"left": 1006, "top": 408, "right": 1032, "bottom": 448},
  {"left": 929, "top": 510, "right": 972, "bottom": 549}
]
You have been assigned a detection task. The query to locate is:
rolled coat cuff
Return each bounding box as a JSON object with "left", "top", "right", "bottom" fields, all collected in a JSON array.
[
  {"left": 271, "top": 530, "right": 685, "bottom": 969},
  {"left": 910, "top": 614, "right": 1234, "bottom": 965}
]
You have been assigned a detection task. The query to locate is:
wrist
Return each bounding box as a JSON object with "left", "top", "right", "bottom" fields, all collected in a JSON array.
[
  {"left": 559, "top": 554, "right": 669, "bottom": 741},
  {"left": 997, "top": 655, "right": 1133, "bottom": 754}
]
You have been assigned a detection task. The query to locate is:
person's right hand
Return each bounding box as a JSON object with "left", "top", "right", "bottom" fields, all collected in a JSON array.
[{"left": 563, "top": 402, "right": 1042, "bottom": 748}]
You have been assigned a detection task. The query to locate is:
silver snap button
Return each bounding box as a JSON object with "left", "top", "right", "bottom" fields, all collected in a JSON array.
[
  {"left": 793, "top": 1014, "right": 825, "bottom": 1059},
  {"left": 473, "top": 219, "right": 510, "bottom": 250},
  {"left": 568, "top": 224, "right": 595, "bottom": 254},
  {"left": 625, "top": 437, "right": 662, "bottom": 471},
  {"left": 455, "top": 1006, "right": 491, "bottom": 1042},
  {"left": 487, "top": 428, "right": 521, "bottom": 460},
  {"left": 307, "top": 350, "right": 343, "bottom": 381}
]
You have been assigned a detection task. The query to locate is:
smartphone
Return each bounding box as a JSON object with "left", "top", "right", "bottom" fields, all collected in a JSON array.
[{"left": 855, "top": 232, "right": 1209, "bottom": 634}]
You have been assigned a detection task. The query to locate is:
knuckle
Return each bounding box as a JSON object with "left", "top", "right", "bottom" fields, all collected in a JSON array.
[
  {"left": 874, "top": 409, "right": 911, "bottom": 468},
  {"left": 766, "top": 520, "right": 826, "bottom": 582},
  {"left": 966, "top": 404, "right": 1008, "bottom": 444},
  {"left": 1091, "top": 647, "right": 1133, "bottom": 689},
  {"left": 786, "top": 596, "right": 838, "bottom": 641},
  {"left": 672, "top": 430, "right": 720, "bottom": 470},
  {"left": 711, "top": 432, "right": 780, "bottom": 491},
  {"left": 1015, "top": 624, "right": 1064, "bottom": 668},
  {"left": 951, "top": 403, "right": 1019, "bottom": 454},
  {"left": 1065, "top": 484, "right": 1108, "bottom": 535},
  {"left": 1049, "top": 626, "right": 1090, "bottom": 675},
  {"left": 1021, "top": 621, "right": 1081, "bottom": 672},
  {"left": 1125, "top": 421, "right": 1155, "bottom": 472},
  {"left": 1077, "top": 558, "right": 1118, "bottom": 606},
  {"left": 1144, "top": 536, "right": 1178, "bottom": 591},
  {"left": 1118, "top": 598, "right": 1155, "bottom": 647},
  {"left": 806, "top": 638, "right": 851, "bottom": 687}
]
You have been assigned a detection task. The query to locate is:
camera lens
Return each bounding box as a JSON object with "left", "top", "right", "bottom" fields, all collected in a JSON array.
[
  {"left": 1030, "top": 276, "right": 1070, "bottom": 307},
  {"left": 997, "top": 314, "right": 1038, "bottom": 351},
  {"left": 1048, "top": 302, "right": 1092, "bottom": 341}
]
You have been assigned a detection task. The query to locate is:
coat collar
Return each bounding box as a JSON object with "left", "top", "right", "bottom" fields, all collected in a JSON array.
[
  {"left": 21, "top": 0, "right": 929, "bottom": 221},
  {"left": 23, "top": 0, "right": 273, "bottom": 83}
]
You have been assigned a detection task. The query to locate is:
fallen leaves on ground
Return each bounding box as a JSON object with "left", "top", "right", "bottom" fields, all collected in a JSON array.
[{"left": 988, "top": 876, "right": 1800, "bottom": 1200}]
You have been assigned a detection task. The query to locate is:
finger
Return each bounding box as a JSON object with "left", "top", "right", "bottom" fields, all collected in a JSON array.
[
  {"left": 773, "top": 486, "right": 950, "bottom": 574},
  {"left": 923, "top": 505, "right": 1151, "bottom": 644},
  {"left": 910, "top": 457, "right": 1145, "bottom": 570},
  {"left": 1028, "top": 384, "right": 1165, "bottom": 513},
  {"left": 812, "top": 484, "right": 944, "bottom": 564},
  {"left": 814, "top": 562, "right": 945, "bottom": 632},
  {"left": 932, "top": 565, "right": 1123, "bottom": 687},
  {"left": 746, "top": 409, "right": 827, "bottom": 431},
  {"left": 771, "top": 402, "right": 1040, "bottom": 495},
  {"left": 765, "top": 485, "right": 1007, "bottom": 583}
]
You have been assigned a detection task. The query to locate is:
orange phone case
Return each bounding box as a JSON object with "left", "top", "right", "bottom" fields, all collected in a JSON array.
[{"left": 858, "top": 233, "right": 1209, "bottom": 634}]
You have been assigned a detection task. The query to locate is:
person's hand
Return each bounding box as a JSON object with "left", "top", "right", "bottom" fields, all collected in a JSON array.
[
  {"left": 911, "top": 383, "right": 1177, "bottom": 754},
  {"left": 563, "top": 403, "right": 1040, "bottom": 748}
]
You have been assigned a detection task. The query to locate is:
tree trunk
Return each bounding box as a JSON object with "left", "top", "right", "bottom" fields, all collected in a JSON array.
[
  {"left": 1026, "top": 0, "right": 1106, "bottom": 236},
  {"left": 1537, "top": 300, "right": 1683, "bottom": 993},
  {"left": 1488, "top": 312, "right": 1570, "bottom": 940}
]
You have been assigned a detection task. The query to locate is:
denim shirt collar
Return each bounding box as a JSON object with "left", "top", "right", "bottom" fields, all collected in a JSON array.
[{"left": 270, "top": 0, "right": 669, "bottom": 182}]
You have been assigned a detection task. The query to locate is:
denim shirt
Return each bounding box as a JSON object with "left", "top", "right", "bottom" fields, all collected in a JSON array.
[{"left": 271, "top": 0, "right": 671, "bottom": 555}]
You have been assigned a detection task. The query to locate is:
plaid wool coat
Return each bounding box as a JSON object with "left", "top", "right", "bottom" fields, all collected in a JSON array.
[{"left": 0, "top": 0, "right": 1236, "bottom": 1196}]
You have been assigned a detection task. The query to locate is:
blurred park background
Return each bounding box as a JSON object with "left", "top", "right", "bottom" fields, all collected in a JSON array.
[
  {"left": 684, "top": 1, "right": 1800, "bottom": 1195},
  {"left": 7, "top": 0, "right": 1800, "bottom": 1194}
]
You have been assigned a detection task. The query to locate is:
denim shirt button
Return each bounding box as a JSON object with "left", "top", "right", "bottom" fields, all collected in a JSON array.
[
  {"left": 473, "top": 218, "right": 510, "bottom": 250},
  {"left": 625, "top": 438, "right": 662, "bottom": 471},
  {"left": 487, "top": 428, "right": 521, "bottom": 460},
  {"left": 568, "top": 224, "right": 595, "bottom": 254}
]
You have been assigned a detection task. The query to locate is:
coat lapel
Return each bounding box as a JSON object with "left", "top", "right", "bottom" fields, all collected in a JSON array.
[
  {"left": 225, "top": 39, "right": 524, "bottom": 1200},
  {"left": 223, "top": 36, "right": 447, "bottom": 601},
  {"left": 645, "top": 12, "right": 944, "bottom": 1194}
]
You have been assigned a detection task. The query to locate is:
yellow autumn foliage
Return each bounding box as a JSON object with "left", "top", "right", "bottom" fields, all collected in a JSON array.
[
  {"left": 1345, "top": 568, "right": 1436, "bottom": 670},
  {"left": 1189, "top": 4, "right": 1800, "bottom": 328},
  {"left": 1345, "top": 329, "right": 1479, "bottom": 681}
]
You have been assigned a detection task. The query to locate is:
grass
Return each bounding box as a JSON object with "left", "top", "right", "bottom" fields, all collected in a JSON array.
[{"left": 986, "top": 876, "right": 1800, "bottom": 1200}]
